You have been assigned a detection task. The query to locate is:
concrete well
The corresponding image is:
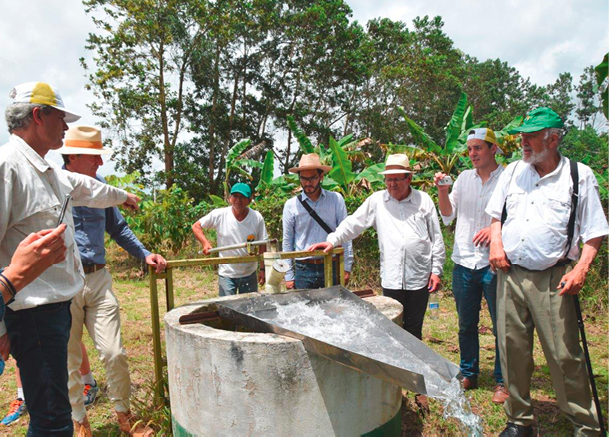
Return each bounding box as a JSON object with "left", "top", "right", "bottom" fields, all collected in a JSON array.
[{"left": 164, "top": 294, "right": 403, "bottom": 437}]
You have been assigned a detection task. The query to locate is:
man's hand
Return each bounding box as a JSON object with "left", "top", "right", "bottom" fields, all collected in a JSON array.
[
  {"left": 344, "top": 271, "right": 351, "bottom": 286},
  {"left": 286, "top": 280, "right": 295, "bottom": 289},
  {"left": 202, "top": 242, "right": 213, "bottom": 255},
  {"left": 473, "top": 227, "right": 492, "bottom": 247},
  {"left": 307, "top": 242, "right": 334, "bottom": 253},
  {"left": 489, "top": 220, "right": 510, "bottom": 273},
  {"left": 0, "top": 333, "right": 10, "bottom": 361},
  {"left": 145, "top": 254, "right": 167, "bottom": 274},
  {"left": 4, "top": 225, "right": 67, "bottom": 292},
  {"left": 428, "top": 273, "right": 441, "bottom": 293},
  {"left": 122, "top": 193, "right": 140, "bottom": 211},
  {"left": 557, "top": 265, "right": 588, "bottom": 296},
  {"left": 258, "top": 269, "right": 266, "bottom": 285},
  {"left": 433, "top": 172, "right": 451, "bottom": 194}
]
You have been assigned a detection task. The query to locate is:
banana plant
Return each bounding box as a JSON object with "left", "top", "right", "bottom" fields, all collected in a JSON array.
[
  {"left": 594, "top": 53, "right": 608, "bottom": 118},
  {"left": 223, "top": 138, "right": 263, "bottom": 200},
  {"left": 398, "top": 91, "right": 472, "bottom": 175}
]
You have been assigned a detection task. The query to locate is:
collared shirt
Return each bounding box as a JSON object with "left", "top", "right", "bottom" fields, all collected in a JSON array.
[
  {"left": 71, "top": 174, "right": 151, "bottom": 265},
  {"left": 282, "top": 189, "right": 353, "bottom": 282},
  {"left": 199, "top": 207, "right": 267, "bottom": 278},
  {"left": 327, "top": 189, "right": 445, "bottom": 290},
  {"left": 0, "top": 135, "right": 128, "bottom": 336},
  {"left": 441, "top": 166, "right": 504, "bottom": 269},
  {"left": 486, "top": 156, "right": 609, "bottom": 271}
]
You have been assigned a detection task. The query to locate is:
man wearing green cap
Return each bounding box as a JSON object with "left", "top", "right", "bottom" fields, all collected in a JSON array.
[
  {"left": 192, "top": 183, "right": 268, "bottom": 295},
  {"left": 486, "top": 107, "right": 608, "bottom": 437}
]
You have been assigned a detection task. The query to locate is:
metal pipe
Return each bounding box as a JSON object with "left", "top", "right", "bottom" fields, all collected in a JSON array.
[{"left": 207, "top": 238, "right": 277, "bottom": 254}]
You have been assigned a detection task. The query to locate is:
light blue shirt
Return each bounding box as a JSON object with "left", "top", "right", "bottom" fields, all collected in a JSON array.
[{"left": 282, "top": 189, "right": 353, "bottom": 281}]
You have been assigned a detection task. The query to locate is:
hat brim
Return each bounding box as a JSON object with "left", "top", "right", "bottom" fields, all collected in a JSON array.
[
  {"left": 53, "top": 105, "right": 81, "bottom": 123},
  {"left": 230, "top": 189, "right": 252, "bottom": 198},
  {"left": 379, "top": 169, "right": 412, "bottom": 175},
  {"left": 288, "top": 165, "right": 332, "bottom": 174},
  {"left": 56, "top": 146, "right": 113, "bottom": 155}
]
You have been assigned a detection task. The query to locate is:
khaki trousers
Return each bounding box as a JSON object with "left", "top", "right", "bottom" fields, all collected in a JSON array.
[
  {"left": 497, "top": 264, "right": 600, "bottom": 436},
  {"left": 68, "top": 268, "right": 131, "bottom": 422}
]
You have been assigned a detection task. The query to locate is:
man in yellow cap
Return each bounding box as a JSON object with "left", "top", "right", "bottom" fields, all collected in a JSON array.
[
  {"left": 309, "top": 154, "right": 445, "bottom": 340},
  {"left": 58, "top": 125, "right": 165, "bottom": 437},
  {"left": 0, "top": 82, "right": 140, "bottom": 436},
  {"left": 434, "top": 128, "right": 507, "bottom": 403},
  {"left": 487, "top": 107, "right": 608, "bottom": 437}
]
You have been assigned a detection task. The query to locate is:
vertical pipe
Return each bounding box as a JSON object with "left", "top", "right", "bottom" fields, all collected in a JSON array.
[
  {"left": 149, "top": 265, "right": 164, "bottom": 404},
  {"left": 165, "top": 267, "right": 175, "bottom": 312}
]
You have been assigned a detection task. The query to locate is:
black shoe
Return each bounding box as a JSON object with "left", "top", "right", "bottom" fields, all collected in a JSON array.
[{"left": 499, "top": 422, "right": 534, "bottom": 437}]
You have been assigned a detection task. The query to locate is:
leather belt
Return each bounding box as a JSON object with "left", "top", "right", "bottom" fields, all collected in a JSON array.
[
  {"left": 83, "top": 264, "right": 106, "bottom": 274},
  {"left": 298, "top": 256, "right": 338, "bottom": 265}
]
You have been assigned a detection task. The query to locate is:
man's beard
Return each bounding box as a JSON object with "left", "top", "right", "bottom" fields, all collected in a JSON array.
[
  {"left": 304, "top": 182, "right": 321, "bottom": 194},
  {"left": 523, "top": 146, "right": 551, "bottom": 165}
]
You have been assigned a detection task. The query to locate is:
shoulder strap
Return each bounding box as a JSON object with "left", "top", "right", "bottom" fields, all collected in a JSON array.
[
  {"left": 501, "top": 162, "right": 520, "bottom": 226},
  {"left": 298, "top": 193, "right": 333, "bottom": 234},
  {"left": 563, "top": 159, "right": 579, "bottom": 258}
]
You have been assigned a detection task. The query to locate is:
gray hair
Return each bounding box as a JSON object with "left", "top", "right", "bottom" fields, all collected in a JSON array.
[
  {"left": 5, "top": 103, "right": 52, "bottom": 133},
  {"left": 543, "top": 128, "right": 564, "bottom": 146}
]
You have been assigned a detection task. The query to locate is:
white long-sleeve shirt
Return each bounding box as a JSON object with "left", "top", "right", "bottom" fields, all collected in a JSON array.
[
  {"left": 440, "top": 166, "right": 504, "bottom": 269},
  {"left": 486, "top": 157, "right": 609, "bottom": 270},
  {"left": 327, "top": 189, "right": 445, "bottom": 290},
  {"left": 0, "top": 135, "right": 128, "bottom": 335}
]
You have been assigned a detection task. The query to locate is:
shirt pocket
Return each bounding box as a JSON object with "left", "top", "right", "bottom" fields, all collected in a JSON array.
[
  {"left": 505, "top": 189, "right": 525, "bottom": 219},
  {"left": 543, "top": 195, "right": 570, "bottom": 229}
]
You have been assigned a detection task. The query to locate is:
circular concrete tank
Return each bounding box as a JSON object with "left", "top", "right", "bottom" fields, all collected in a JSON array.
[{"left": 165, "top": 293, "right": 403, "bottom": 437}]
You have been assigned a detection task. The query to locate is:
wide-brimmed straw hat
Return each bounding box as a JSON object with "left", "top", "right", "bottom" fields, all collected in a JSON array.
[
  {"left": 9, "top": 82, "right": 81, "bottom": 123},
  {"left": 56, "top": 125, "right": 113, "bottom": 155},
  {"left": 379, "top": 154, "right": 412, "bottom": 175},
  {"left": 289, "top": 153, "right": 332, "bottom": 174}
]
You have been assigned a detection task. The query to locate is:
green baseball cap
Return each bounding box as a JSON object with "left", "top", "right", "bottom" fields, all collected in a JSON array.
[
  {"left": 508, "top": 107, "right": 564, "bottom": 134},
  {"left": 230, "top": 182, "right": 252, "bottom": 198}
]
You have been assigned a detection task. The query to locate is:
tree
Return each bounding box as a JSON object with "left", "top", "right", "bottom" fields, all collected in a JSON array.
[
  {"left": 82, "top": 0, "right": 208, "bottom": 188},
  {"left": 575, "top": 66, "right": 603, "bottom": 129}
]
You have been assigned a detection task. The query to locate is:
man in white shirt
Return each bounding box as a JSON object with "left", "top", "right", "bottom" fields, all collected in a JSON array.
[
  {"left": 0, "top": 82, "right": 140, "bottom": 437},
  {"left": 193, "top": 183, "right": 267, "bottom": 295},
  {"left": 487, "top": 107, "right": 608, "bottom": 437},
  {"left": 309, "top": 154, "right": 445, "bottom": 340},
  {"left": 434, "top": 128, "right": 507, "bottom": 404}
]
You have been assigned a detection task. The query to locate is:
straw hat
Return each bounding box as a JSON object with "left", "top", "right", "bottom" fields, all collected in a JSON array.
[
  {"left": 288, "top": 153, "right": 332, "bottom": 174},
  {"left": 9, "top": 82, "right": 81, "bottom": 123},
  {"left": 56, "top": 125, "right": 113, "bottom": 155},
  {"left": 379, "top": 154, "right": 412, "bottom": 175}
]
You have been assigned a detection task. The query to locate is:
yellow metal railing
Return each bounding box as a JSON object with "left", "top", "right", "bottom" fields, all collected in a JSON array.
[{"left": 148, "top": 248, "right": 345, "bottom": 403}]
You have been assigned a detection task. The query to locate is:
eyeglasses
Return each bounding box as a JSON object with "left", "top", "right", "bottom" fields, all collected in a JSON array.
[
  {"left": 299, "top": 175, "right": 321, "bottom": 183},
  {"left": 385, "top": 177, "right": 408, "bottom": 184}
]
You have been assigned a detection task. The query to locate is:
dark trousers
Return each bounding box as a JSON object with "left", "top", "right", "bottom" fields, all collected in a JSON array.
[
  {"left": 382, "top": 286, "right": 429, "bottom": 340},
  {"left": 295, "top": 261, "right": 340, "bottom": 290},
  {"left": 4, "top": 301, "right": 74, "bottom": 437},
  {"left": 452, "top": 263, "right": 502, "bottom": 383}
]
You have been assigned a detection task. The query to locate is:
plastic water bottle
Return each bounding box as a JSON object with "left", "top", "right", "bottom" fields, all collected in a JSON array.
[{"left": 428, "top": 301, "right": 439, "bottom": 319}]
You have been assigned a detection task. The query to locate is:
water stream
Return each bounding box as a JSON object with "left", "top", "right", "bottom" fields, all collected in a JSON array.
[{"left": 254, "top": 297, "right": 483, "bottom": 436}]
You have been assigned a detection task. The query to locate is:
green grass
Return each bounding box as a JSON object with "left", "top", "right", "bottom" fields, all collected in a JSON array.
[{"left": 0, "top": 243, "right": 606, "bottom": 437}]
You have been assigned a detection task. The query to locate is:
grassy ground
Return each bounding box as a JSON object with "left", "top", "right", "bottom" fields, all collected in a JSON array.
[{"left": 0, "top": 245, "right": 607, "bottom": 436}]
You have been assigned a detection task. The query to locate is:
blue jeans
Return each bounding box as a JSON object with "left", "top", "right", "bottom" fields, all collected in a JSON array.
[
  {"left": 452, "top": 263, "right": 503, "bottom": 384},
  {"left": 218, "top": 272, "right": 258, "bottom": 296},
  {"left": 4, "top": 301, "right": 74, "bottom": 436},
  {"left": 294, "top": 261, "right": 339, "bottom": 290}
]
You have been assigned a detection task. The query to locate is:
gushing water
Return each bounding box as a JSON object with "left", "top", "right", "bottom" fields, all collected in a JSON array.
[{"left": 255, "top": 297, "right": 483, "bottom": 436}]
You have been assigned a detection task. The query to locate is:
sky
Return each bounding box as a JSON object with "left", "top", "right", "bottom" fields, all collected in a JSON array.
[{"left": 0, "top": 0, "right": 607, "bottom": 174}]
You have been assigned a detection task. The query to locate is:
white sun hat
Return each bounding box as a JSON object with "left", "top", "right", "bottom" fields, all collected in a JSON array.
[
  {"left": 9, "top": 82, "right": 81, "bottom": 123},
  {"left": 379, "top": 154, "right": 412, "bottom": 174},
  {"left": 56, "top": 125, "right": 113, "bottom": 155}
]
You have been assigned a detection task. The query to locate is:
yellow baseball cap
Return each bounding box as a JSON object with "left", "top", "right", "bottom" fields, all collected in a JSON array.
[
  {"left": 467, "top": 128, "right": 504, "bottom": 154},
  {"left": 9, "top": 82, "right": 81, "bottom": 123}
]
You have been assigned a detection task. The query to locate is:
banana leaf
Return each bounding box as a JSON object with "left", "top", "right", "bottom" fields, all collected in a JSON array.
[
  {"left": 337, "top": 133, "right": 354, "bottom": 147},
  {"left": 209, "top": 194, "right": 228, "bottom": 207},
  {"left": 594, "top": 53, "right": 608, "bottom": 118},
  {"left": 461, "top": 105, "right": 474, "bottom": 133},
  {"left": 321, "top": 176, "right": 340, "bottom": 191},
  {"left": 287, "top": 116, "right": 314, "bottom": 153},
  {"left": 593, "top": 169, "right": 608, "bottom": 198},
  {"left": 457, "top": 122, "right": 487, "bottom": 146},
  {"left": 398, "top": 107, "right": 442, "bottom": 154},
  {"left": 445, "top": 92, "right": 468, "bottom": 154},
  {"left": 226, "top": 139, "right": 252, "bottom": 169},
  {"left": 354, "top": 163, "right": 386, "bottom": 184},
  {"left": 328, "top": 136, "right": 355, "bottom": 190},
  {"left": 237, "top": 159, "right": 263, "bottom": 169},
  {"left": 496, "top": 116, "right": 524, "bottom": 145},
  {"left": 259, "top": 151, "right": 274, "bottom": 185}
]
